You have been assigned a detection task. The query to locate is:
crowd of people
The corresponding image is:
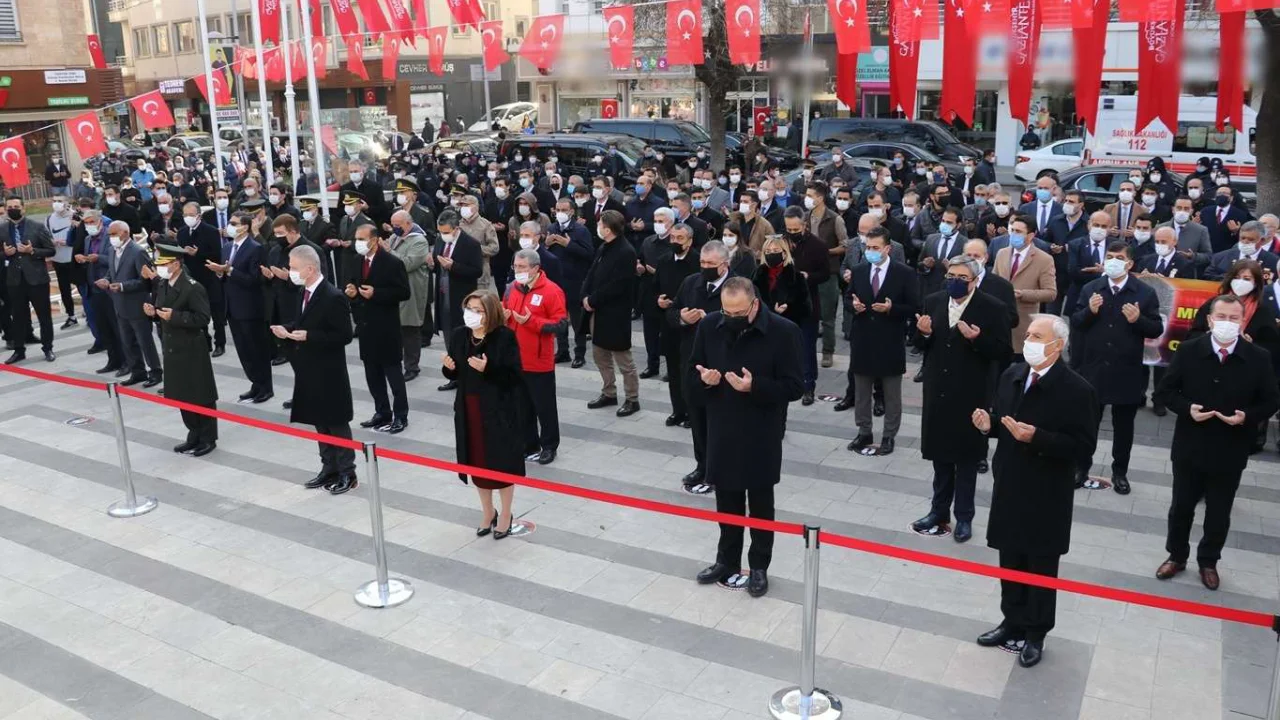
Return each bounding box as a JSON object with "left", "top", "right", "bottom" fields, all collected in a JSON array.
[{"left": 2, "top": 131, "right": 1277, "bottom": 671}]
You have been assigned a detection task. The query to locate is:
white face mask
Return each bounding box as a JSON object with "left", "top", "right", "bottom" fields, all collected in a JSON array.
[
  {"left": 1118, "top": 190, "right": 1134, "bottom": 203},
  {"left": 1022, "top": 340, "right": 1050, "bottom": 367},
  {"left": 463, "top": 309, "right": 483, "bottom": 329},
  {"left": 519, "top": 237, "right": 536, "bottom": 250},
  {"left": 722, "top": 234, "right": 737, "bottom": 248},
  {"left": 1141, "top": 195, "right": 1157, "bottom": 207},
  {"left": 1239, "top": 242, "right": 1257, "bottom": 256},
  {"left": 156, "top": 265, "right": 172, "bottom": 280},
  {"left": 244, "top": 187, "right": 257, "bottom": 196},
  {"left": 1150, "top": 172, "right": 1162, "bottom": 184},
  {"left": 992, "top": 204, "right": 1009, "bottom": 218},
  {"left": 106, "top": 196, "right": 120, "bottom": 206},
  {"left": 729, "top": 174, "right": 741, "bottom": 184},
  {"left": 215, "top": 198, "right": 229, "bottom": 210},
  {"left": 344, "top": 205, "right": 358, "bottom": 217},
  {"left": 1089, "top": 227, "right": 1108, "bottom": 242},
  {"left": 487, "top": 171, "right": 498, "bottom": 180},
  {"left": 84, "top": 223, "right": 100, "bottom": 235},
  {"left": 739, "top": 202, "right": 751, "bottom": 215},
  {"left": 868, "top": 206, "right": 885, "bottom": 219},
  {"left": 757, "top": 189, "right": 771, "bottom": 202},
  {"left": 1231, "top": 278, "right": 1255, "bottom": 296},
  {"left": 1188, "top": 188, "right": 1202, "bottom": 200},
  {"left": 495, "top": 187, "right": 509, "bottom": 199},
  {"left": 51, "top": 201, "right": 65, "bottom": 213},
  {"left": 289, "top": 269, "right": 305, "bottom": 285},
  {"left": 555, "top": 211, "right": 570, "bottom": 225},
  {"left": 592, "top": 187, "right": 607, "bottom": 200},
  {"left": 1062, "top": 202, "right": 1078, "bottom": 216},
  {"left": 519, "top": 178, "right": 532, "bottom": 189},
  {"left": 302, "top": 210, "right": 316, "bottom": 222},
  {"left": 654, "top": 222, "right": 668, "bottom": 236},
  {"left": 518, "top": 205, "right": 531, "bottom": 217},
  {"left": 835, "top": 199, "right": 850, "bottom": 211},
  {"left": 1174, "top": 210, "right": 1191, "bottom": 224},
  {"left": 397, "top": 193, "right": 410, "bottom": 206},
  {"left": 109, "top": 236, "right": 124, "bottom": 249},
  {"left": 1211, "top": 319, "right": 1241, "bottom": 345},
  {"left": 1134, "top": 230, "right": 1151, "bottom": 243},
  {"left": 269, "top": 193, "right": 282, "bottom": 205},
  {"left": 514, "top": 271, "right": 531, "bottom": 285},
  {"left": 355, "top": 239, "right": 370, "bottom": 256},
  {"left": 157, "top": 204, "right": 171, "bottom": 215},
  {"left": 349, "top": 172, "right": 364, "bottom": 184},
  {"left": 184, "top": 215, "right": 199, "bottom": 228},
  {"left": 460, "top": 206, "right": 475, "bottom": 219},
  {"left": 1155, "top": 243, "right": 1175, "bottom": 257},
  {"left": 963, "top": 166, "right": 974, "bottom": 176},
  {"left": 803, "top": 196, "right": 816, "bottom": 210},
  {"left": 1103, "top": 257, "right": 1128, "bottom": 279}
]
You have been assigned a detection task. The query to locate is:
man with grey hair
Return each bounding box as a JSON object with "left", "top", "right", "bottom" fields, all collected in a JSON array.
[
  {"left": 972, "top": 313, "right": 1097, "bottom": 668},
  {"left": 1204, "top": 219, "right": 1278, "bottom": 280},
  {"left": 671, "top": 239, "right": 733, "bottom": 492},
  {"left": 638, "top": 207, "right": 676, "bottom": 377},
  {"left": 502, "top": 247, "right": 568, "bottom": 465},
  {"left": 1259, "top": 213, "right": 1280, "bottom": 254},
  {"left": 455, "top": 194, "right": 499, "bottom": 291},
  {"left": 670, "top": 192, "right": 710, "bottom": 248},
  {"left": 432, "top": 209, "right": 483, "bottom": 391},
  {"left": 75, "top": 210, "right": 124, "bottom": 373},
  {"left": 910, "top": 254, "right": 1011, "bottom": 542}
]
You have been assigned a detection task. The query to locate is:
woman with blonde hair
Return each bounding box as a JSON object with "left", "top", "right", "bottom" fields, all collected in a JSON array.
[
  {"left": 441, "top": 290, "right": 527, "bottom": 538},
  {"left": 752, "top": 234, "right": 812, "bottom": 329}
]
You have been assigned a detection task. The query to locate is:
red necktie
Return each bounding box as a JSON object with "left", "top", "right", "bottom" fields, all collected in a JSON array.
[
  {"left": 1029, "top": 372, "right": 1040, "bottom": 388},
  {"left": 1220, "top": 348, "right": 1230, "bottom": 364},
  {"left": 1010, "top": 253, "right": 1021, "bottom": 278},
  {"left": 303, "top": 289, "right": 312, "bottom": 308},
  {"left": 362, "top": 257, "right": 371, "bottom": 281}
]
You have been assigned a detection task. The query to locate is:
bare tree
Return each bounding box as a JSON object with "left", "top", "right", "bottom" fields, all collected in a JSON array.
[{"left": 1254, "top": 9, "right": 1280, "bottom": 210}]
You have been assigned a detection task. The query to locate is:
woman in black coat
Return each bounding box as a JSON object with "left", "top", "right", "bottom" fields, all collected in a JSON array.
[
  {"left": 722, "top": 220, "right": 758, "bottom": 279},
  {"left": 752, "top": 235, "right": 812, "bottom": 327},
  {"left": 442, "top": 290, "right": 526, "bottom": 539}
]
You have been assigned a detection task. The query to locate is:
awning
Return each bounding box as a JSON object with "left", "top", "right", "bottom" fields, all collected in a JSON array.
[{"left": 0, "top": 108, "right": 96, "bottom": 124}]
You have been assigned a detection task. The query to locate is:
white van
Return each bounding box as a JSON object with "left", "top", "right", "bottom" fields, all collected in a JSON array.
[{"left": 1084, "top": 95, "right": 1256, "bottom": 192}]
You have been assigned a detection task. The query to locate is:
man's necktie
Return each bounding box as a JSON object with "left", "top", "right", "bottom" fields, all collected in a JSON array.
[
  {"left": 1010, "top": 253, "right": 1021, "bottom": 278},
  {"left": 1220, "top": 348, "right": 1230, "bottom": 364},
  {"left": 1028, "top": 372, "right": 1040, "bottom": 388},
  {"left": 362, "top": 257, "right": 372, "bottom": 281},
  {"left": 1039, "top": 205, "right": 1048, "bottom": 232},
  {"left": 871, "top": 266, "right": 881, "bottom": 296},
  {"left": 303, "top": 289, "right": 312, "bottom": 310},
  {"left": 1094, "top": 243, "right": 1103, "bottom": 265}
]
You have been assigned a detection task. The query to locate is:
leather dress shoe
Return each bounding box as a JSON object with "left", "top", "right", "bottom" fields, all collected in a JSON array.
[
  {"left": 238, "top": 389, "right": 256, "bottom": 401},
  {"left": 403, "top": 369, "right": 420, "bottom": 382},
  {"left": 1074, "top": 469, "right": 1089, "bottom": 489},
  {"left": 616, "top": 400, "right": 640, "bottom": 417},
  {"left": 554, "top": 352, "right": 570, "bottom": 364},
  {"left": 270, "top": 355, "right": 289, "bottom": 366},
  {"left": 587, "top": 394, "right": 618, "bottom": 409},
  {"left": 833, "top": 396, "right": 854, "bottom": 412},
  {"left": 173, "top": 440, "right": 197, "bottom": 454},
  {"left": 211, "top": 345, "right": 225, "bottom": 358},
  {"left": 801, "top": 391, "right": 815, "bottom": 406},
  {"left": 86, "top": 344, "right": 105, "bottom": 355},
  {"left": 1199, "top": 566, "right": 1220, "bottom": 591},
  {"left": 535, "top": 448, "right": 556, "bottom": 465},
  {"left": 1112, "top": 473, "right": 1131, "bottom": 495},
  {"left": 327, "top": 474, "right": 358, "bottom": 495},
  {"left": 120, "top": 374, "right": 147, "bottom": 387},
  {"left": 976, "top": 624, "right": 1017, "bottom": 647},
  {"left": 1152, "top": 403, "right": 1167, "bottom": 417},
  {"left": 1155, "top": 558, "right": 1186, "bottom": 580},
  {"left": 2, "top": 351, "right": 24, "bottom": 365},
  {"left": 977, "top": 458, "right": 989, "bottom": 474},
  {"left": 953, "top": 520, "right": 973, "bottom": 543},
  {"left": 142, "top": 373, "right": 163, "bottom": 388},
  {"left": 379, "top": 419, "right": 408, "bottom": 435},
  {"left": 437, "top": 380, "right": 458, "bottom": 391},
  {"left": 912, "top": 366, "right": 925, "bottom": 383},
  {"left": 872, "top": 399, "right": 885, "bottom": 417},
  {"left": 639, "top": 367, "right": 659, "bottom": 379},
  {"left": 251, "top": 391, "right": 273, "bottom": 404},
  {"left": 664, "top": 413, "right": 688, "bottom": 427},
  {"left": 114, "top": 368, "right": 131, "bottom": 378},
  {"left": 305, "top": 472, "right": 336, "bottom": 489},
  {"left": 876, "top": 437, "right": 895, "bottom": 456},
  {"left": 360, "top": 415, "right": 391, "bottom": 429},
  {"left": 661, "top": 374, "right": 669, "bottom": 382},
  {"left": 283, "top": 400, "right": 293, "bottom": 409},
  {"left": 61, "top": 317, "right": 77, "bottom": 329},
  {"left": 570, "top": 358, "right": 585, "bottom": 369},
  {"left": 847, "top": 433, "right": 873, "bottom": 452},
  {"left": 696, "top": 562, "right": 735, "bottom": 585},
  {"left": 911, "top": 512, "right": 943, "bottom": 533},
  {"left": 95, "top": 364, "right": 121, "bottom": 374},
  {"left": 187, "top": 443, "right": 216, "bottom": 457},
  {"left": 43, "top": 350, "right": 55, "bottom": 362},
  {"left": 747, "top": 569, "right": 769, "bottom": 597},
  {"left": 1018, "top": 641, "right": 1044, "bottom": 668},
  {"left": 682, "top": 468, "right": 705, "bottom": 486}
]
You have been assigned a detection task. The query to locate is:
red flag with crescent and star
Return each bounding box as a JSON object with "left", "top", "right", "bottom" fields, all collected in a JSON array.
[
  {"left": 385, "top": 0, "right": 416, "bottom": 45},
  {"left": 357, "top": 0, "right": 391, "bottom": 35},
  {"left": 67, "top": 111, "right": 108, "bottom": 158},
  {"left": 344, "top": 36, "right": 369, "bottom": 80},
  {"left": 195, "top": 72, "right": 232, "bottom": 106},
  {"left": 130, "top": 91, "right": 176, "bottom": 130},
  {"left": 310, "top": 36, "right": 328, "bottom": 79},
  {"left": 263, "top": 45, "right": 286, "bottom": 82},
  {"left": 234, "top": 46, "right": 254, "bottom": 78},
  {"left": 891, "top": 0, "right": 938, "bottom": 42},
  {"left": 603, "top": 5, "right": 634, "bottom": 70},
  {"left": 446, "top": 0, "right": 485, "bottom": 31},
  {"left": 480, "top": 21, "right": 510, "bottom": 72},
  {"left": 519, "top": 14, "right": 565, "bottom": 71},
  {"left": 888, "top": 0, "right": 921, "bottom": 118},
  {"left": 411, "top": 0, "right": 429, "bottom": 41},
  {"left": 330, "top": 0, "right": 361, "bottom": 39},
  {"left": 939, "top": 0, "right": 977, "bottom": 126},
  {"left": 826, "top": 0, "right": 870, "bottom": 55},
  {"left": 836, "top": 52, "right": 857, "bottom": 112},
  {"left": 0, "top": 138, "right": 29, "bottom": 188},
  {"left": 726, "top": 0, "right": 762, "bottom": 66},
  {"left": 427, "top": 25, "right": 449, "bottom": 75},
  {"left": 290, "top": 39, "right": 307, "bottom": 78},
  {"left": 966, "top": 0, "right": 1009, "bottom": 33},
  {"left": 381, "top": 31, "right": 401, "bottom": 80},
  {"left": 87, "top": 35, "right": 107, "bottom": 69},
  {"left": 665, "top": 0, "right": 704, "bottom": 66}
]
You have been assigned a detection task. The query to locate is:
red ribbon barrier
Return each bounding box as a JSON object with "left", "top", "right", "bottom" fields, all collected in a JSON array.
[{"left": 0, "top": 364, "right": 108, "bottom": 392}]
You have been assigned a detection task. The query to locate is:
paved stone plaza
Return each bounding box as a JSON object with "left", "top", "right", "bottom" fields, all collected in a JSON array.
[{"left": 0, "top": 323, "right": 1275, "bottom": 720}]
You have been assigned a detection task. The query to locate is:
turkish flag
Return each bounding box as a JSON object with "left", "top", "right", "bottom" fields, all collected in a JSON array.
[
  {"left": 67, "top": 112, "right": 108, "bottom": 158},
  {"left": 0, "top": 138, "right": 29, "bottom": 188},
  {"left": 965, "top": 0, "right": 1009, "bottom": 33},
  {"left": 890, "top": 0, "right": 938, "bottom": 42},
  {"left": 130, "top": 91, "right": 176, "bottom": 130},
  {"left": 826, "top": 0, "right": 870, "bottom": 55},
  {"left": 481, "top": 21, "right": 509, "bottom": 72},
  {"left": 263, "top": 45, "right": 286, "bottom": 82},
  {"left": 519, "top": 14, "right": 565, "bottom": 71},
  {"left": 385, "top": 0, "right": 415, "bottom": 45},
  {"left": 603, "top": 6, "right": 634, "bottom": 70},
  {"left": 295, "top": 0, "right": 322, "bottom": 37},
  {"left": 345, "top": 37, "right": 369, "bottom": 80},
  {"left": 601, "top": 99, "right": 619, "bottom": 118},
  {"left": 258, "top": 0, "right": 281, "bottom": 44},
  {"left": 666, "top": 0, "right": 704, "bottom": 66},
  {"left": 1073, "top": 0, "right": 1108, "bottom": 133},
  {"left": 321, "top": 126, "right": 340, "bottom": 155},
  {"left": 753, "top": 106, "right": 771, "bottom": 135},
  {"left": 195, "top": 71, "right": 232, "bottom": 106},
  {"left": 1007, "top": 0, "right": 1041, "bottom": 125},
  {"left": 939, "top": 0, "right": 977, "bottom": 126},
  {"left": 1136, "top": 0, "right": 1184, "bottom": 132},
  {"left": 234, "top": 46, "right": 252, "bottom": 78},
  {"left": 381, "top": 31, "right": 401, "bottom": 80},
  {"left": 446, "top": 0, "right": 484, "bottom": 31},
  {"left": 357, "top": 0, "right": 390, "bottom": 35},
  {"left": 888, "top": 0, "right": 921, "bottom": 118},
  {"left": 290, "top": 40, "right": 307, "bottom": 79},
  {"left": 726, "top": 0, "right": 762, "bottom": 65},
  {"left": 87, "top": 34, "right": 107, "bottom": 69},
  {"left": 331, "top": 0, "right": 361, "bottom": 39},
  {"left": 1218, "top": 11, "right": 1246, "bottom": 132},
  {"left": 310, "top": 36, "right": 328, "bottom": 79},
  {"left": 412, "top": 0, "right": 429, "bottom": 40},
  {"left": 835, "top": 53, "right": 858, "bottom": 112},
  {"left": 427, "top": 25, "right": 449, "bottom": 75}
]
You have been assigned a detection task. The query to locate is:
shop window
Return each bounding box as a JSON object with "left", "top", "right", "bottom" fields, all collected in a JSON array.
[
  {"left": 175, "top": 21, "right": 198, "bottom": 53},
  {"left": 153, "top": 25, "right": 171, "bottom": 56},
  {"left": 133, "top": 27, "right": 152, "bottom": 57},
  {"left": 0, "top": 0, "right": 18, "bottom": 42},
  {"left": 1174, "top": 121, "right": 1236, "bottom": 155}
]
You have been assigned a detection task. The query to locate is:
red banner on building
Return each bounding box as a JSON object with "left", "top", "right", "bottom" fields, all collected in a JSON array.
[
  {"left": 665, "top": 0, "right": 704, "bottom": 66},
  {"left": 939, "top": 0, "right": 976, "bottom": 127},
  {"left": 1135, "top": 0, "right": 1184, "bottom": 132},
  {"left": 726, "top": 0, "right": 762, "bottom": 65},
  {"left": 87, "top": 35, "right": 107, "bottom": 69},
  {"left": 603, "top": 5, "right": 634, "bottom": 69},
  {"left": 601, "top": 99, "right": 619, "bottom": 119},
  {"left": 1007, "top": 0, "right": 1041, "bottom": 125}
]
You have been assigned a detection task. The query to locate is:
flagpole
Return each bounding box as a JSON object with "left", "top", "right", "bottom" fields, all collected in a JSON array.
[
  {"left": 250, "top": 0, "right": 275, "bottom": 186},
  {"left": 196, "top": 0, "right": 226, "bottom": 186},
  {"left": 300, "top": 0, "right": 329, "bottom": 207},
  {"left": 230, "top": 0, "right": 250, "bottom": 131},
  {"left": 799, "top": 9, "right": 813, "bottom": 156},
  {"left": 281, "top": 0, "right": 303, "bottom": 189}
]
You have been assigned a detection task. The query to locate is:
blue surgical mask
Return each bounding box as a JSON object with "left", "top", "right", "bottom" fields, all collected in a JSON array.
[
  {"left": 975, "top": 196, "right": 987, "bottom": 206},
  {"left": 566, "top": 184, "right": 576, "bottom": 196},
  {"left": 1035, "top": 189, "right": 1052, "bottom": 203},
  {"left": 865, "top": 249, "right": 884, "bottom": 265},
  {"left": 938, "top": 222, "right": 954, "bottom": 236},
  {"left": 692, "top": 198, "right": 705, "bottom": 210},
  {"left": 1008, "top": 232, "right": 1026, "bottom": 249},
  {"left": 637, "top": 185, "right": 648, "bottom": 196}
]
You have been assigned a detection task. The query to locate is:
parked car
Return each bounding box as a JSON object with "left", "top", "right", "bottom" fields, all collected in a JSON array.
[
  {"left": 1023, "top": 164, "right": 1185, "bottom": 213},
  {"left": 218, "top": 126, "right": 266, "bottom": 148},
  {"left": 1014, "top": 138, "right": 1085, "bottom": 181},
  {"left": 498, "top": 133, "right": 646, "bottom": 188},
  {"left": 468, "top": 102, "right": 539, "bottom": 132},
  {"left": 826, "top": 140, "right": 964, "bottom": 179},
  {"left": 106, "top": 139, "right": 146, "bottom": 161},
  {"left": 725, "top": 131, "right": 802, "bottom": 170},
  {"left": 423, "top": 134, "right": 499, "bottom": 161},
  {"left": 805, "top": 118, "right": 982, "bottom": 164},
  {"left": 131, "top": 130, "right": 172, "bottom": 146},
  {"left": 570, "top": 118, "right": 710, "bottom": 165},
  {"left": 162, "top": 133, "right": 231, "bottom": 163}
]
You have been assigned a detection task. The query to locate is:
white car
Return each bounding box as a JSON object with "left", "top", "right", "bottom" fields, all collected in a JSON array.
[
  {"left": 1014, "top": 138, "right": 1085, "bottom": 181},
  {"left": 467, "top": 102, "right": 538, "bottom": 133}
]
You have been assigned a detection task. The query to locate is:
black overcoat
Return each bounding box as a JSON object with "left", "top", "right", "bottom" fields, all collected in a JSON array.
[
  {"left": 284, "top": 281, "right": 355, "bottom": 426},
  {"left": 1070, "top": 277, "right": 1163, "bottom": 406},
  {"left": 155, "top": 273, "right": 218, "bottom": 406},
  {"left": 441, "top": 326, "right": 527, "bottom": 484},
  {"left": 581, "top": 237, "right": 638, "bottom": 351},
  {"left": 350, "top": 249, "right": 411, "bottom": 365},
  {"left": 433, "top": 231, "right": 483, "bottom": 333},
  {"left": 752, "top": 262, "right": 812, "bottom": 326}
]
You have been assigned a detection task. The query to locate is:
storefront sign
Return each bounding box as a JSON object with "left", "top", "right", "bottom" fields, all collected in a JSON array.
[
  {"left": 158, "top": 79, "right": 186, "bottom": 95},
  {"left": 43, "top": 70, "right": 87, "bottom": 85},
  {"left": 469, "top": 64, "right": 501, "bottom": 82},
  {"left": 398, "top": 60, "right": 458, "bottom": 79},
  {"left": 857, "top": 48, "right": 890, "bottom": 82},
  {"left": 47, "top": 96, "right": 90, "bottom": 107}
]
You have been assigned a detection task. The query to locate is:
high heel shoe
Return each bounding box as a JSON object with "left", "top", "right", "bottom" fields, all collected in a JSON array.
[
  {"left": 476, "top": 511, "right": 497, "bottom": 537},
  {"left": 493, "top": 511, "right": 514, "bottom": 540}
]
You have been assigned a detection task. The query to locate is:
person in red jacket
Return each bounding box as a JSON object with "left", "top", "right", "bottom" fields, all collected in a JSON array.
[{"left": 504, "top": 248, "right": 569, "bottom": 464}]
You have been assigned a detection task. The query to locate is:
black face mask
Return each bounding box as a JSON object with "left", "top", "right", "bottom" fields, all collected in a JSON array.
[
  {"left": 700, "top": 267, "right": 721, "bottom": 283},
  {"left": 764, "top": 253, "right": 784, "bottom": 267},
  {"left": 1216, "top": 195, "right": 1231, "bottom": 207},
  {"left": 786, "top": 230, "right": 803, "bottom": 241},
  {"left": 723, "top": 314, "right": 750, "bottom": 333},
  {"left": 5, "top": 208, "right": 21, "bottom": 221}
]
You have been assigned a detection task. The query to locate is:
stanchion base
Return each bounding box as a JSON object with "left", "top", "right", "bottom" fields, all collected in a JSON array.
[
  {"left": 107, "top": 496, "right": 158, "bottom": 518},
  {"left": 768, "top": 687, "right": 843, "bottom": 720},
  {"left": 354, "top": 578, "right": 415, "bottom": 609}
]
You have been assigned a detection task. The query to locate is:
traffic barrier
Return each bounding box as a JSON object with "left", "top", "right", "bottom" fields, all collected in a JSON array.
[{"left": 4, "top": 362, "right": 1279, "bottom": 720}]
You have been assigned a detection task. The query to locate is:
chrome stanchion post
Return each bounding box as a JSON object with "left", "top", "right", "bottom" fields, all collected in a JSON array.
[
  {"left": 354, "top": 442, "right": 414, "bottom": 608},
  {"left": 1268, "top": 628, "right": 1280, "bottom": 720},
  {"left": 769, "top": 525, "right": 842, "bottom": 720},
  {"left": 105, "top": 383, "right": 158, "bottom": 518}
]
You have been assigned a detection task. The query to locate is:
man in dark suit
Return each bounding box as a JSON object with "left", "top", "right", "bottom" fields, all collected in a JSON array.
[
  {"left": 583, "top": 209, "right": 641, "bottom": 416},
  {"left": 1204, "top": 221, "right": 1278, "bottom": 280},
  {"left": 103, "top": 222, "right": 161, "bottom": 386},
  {"left": 346, "top": 224, "right": 412, "bottom": 434},
  {"left": 432, "top": 209, "right": 483, "bottom": 390},
  {"left": 586, "top": 176, "right": 626, "bottom": 249},
  {"left": 1154, "top": 295, "right": 1280, "bottom": 591},
  {"left": 208, "top": 211, "right": 273, "bottom": 403},
  {"left": 1064, "top": 211, "right": 1113, "bottom": 319},
  {"left": 1136, "top": 227, "right": 1194, "bottom": 279},
  {"left": 690, "top": 186, "right": 725, "bottom": 240},
  {"left": 1070, "top": 242, "right": 1163, "bottom": 494},
  {"left": 916, "top": 207, "right": 967, "bottom": 298},
  {"left": 74, "top": 211, "right": 124, "bottom": 373},
  {"left": 1019, "top": 176, "right": 1062, "bottom": 243},
  {"left": 333, "top": 193, "right": 373, "bottom": 287},
  {"left": 911, "top": 255, "right": 1011, "bottom": 542},
  {"left": 671, "top": 193, "right": 711, "bottom": 250},
  {"left": 177, "top": 202, "right": 227, "bottom": 356},
  {"left": 274, "top": 243, "right": 359, "bottom": 495},
  {"left": 341, "top": 160, "right": 391, "bottom": 229},
  {"left": 974, "top": 314, "right": 1098, "bottom": 668},
  {"left": 298, "top": 195, "right": 337, "bottom": 283},
  {"left": 846, "top": 227, "right": 918, "bottom": 457},
  {"left": 1, "top": 196, "right": 56, "bottom": 363},
  {"left": 964, "top": 239, "right": 1019, "bottom": 333},
  {"left": 1044, "top": 191, "right": 1088, "bottom": 314},
  {"left": 202, "top": 187, "right": 234, "bottom": 241},
  {"left": 1199, "top": 186, "right": 1253, "bottom": 253}
]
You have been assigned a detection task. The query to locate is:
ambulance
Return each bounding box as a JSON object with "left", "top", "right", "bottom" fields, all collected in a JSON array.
[{"left": 1084, "top": 95, "right": 1256, "bottom": 197}]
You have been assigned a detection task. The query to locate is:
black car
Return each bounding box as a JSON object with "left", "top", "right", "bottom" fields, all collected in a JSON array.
[
  {"left": 824, "top": 140, "right": 964, "bottom": 179},
  {"left": 497, "top": 133, "right": 646, "bottom": 188},
  {"left": 570, "top": 118, "right": 711, "bottom": 165},
  {"left": 806, "top": 118, "right": 982, "bottom": 164},
  {"left": 725, "top": 132, "right": 802, "bottom": 171},
  {"left": 1023, "top": 164, "right": 1186, "bottom": 213}
]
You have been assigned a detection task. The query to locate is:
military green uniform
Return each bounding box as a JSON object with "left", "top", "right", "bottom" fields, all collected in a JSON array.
[{"left": 154, "top": 251, "right": 219, "bottom": 450}]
